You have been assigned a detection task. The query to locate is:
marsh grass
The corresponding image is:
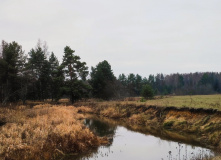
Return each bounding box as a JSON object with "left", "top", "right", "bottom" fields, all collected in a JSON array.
[{"left": 0, "top": 104, "right": 107, "bottom": 159}]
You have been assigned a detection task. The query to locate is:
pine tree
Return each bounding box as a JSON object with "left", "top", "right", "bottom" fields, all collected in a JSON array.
[
  {"left": 61, "top": 46, "right": 90, "bottom": 104},
  {"left": 49, "top": 52, "right": 64, "bottom": 101},
  {"left": 27, "top": 40, "right": 50, "bottom": 100},
  {"left": 0, "top": 40, "right": 26, "bottom": 103},
  {"left": 141, "top": 84, "right": 154, "bottom": 99},
  {"left": 89, "top": 60, "right": 116, "bottom": 99}
]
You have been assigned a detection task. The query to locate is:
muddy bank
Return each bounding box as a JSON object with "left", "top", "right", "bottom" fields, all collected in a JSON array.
[{"left": 77, "top": 104, "right": 221, "bottom": 152}]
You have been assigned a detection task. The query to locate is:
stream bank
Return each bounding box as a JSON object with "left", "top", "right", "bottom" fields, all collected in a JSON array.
[
  {"left": 76, "top": 103, "right": 221, "bottom": 153},
  {"left": 75, "top": 115, "right": 219, "bottom": 160}
]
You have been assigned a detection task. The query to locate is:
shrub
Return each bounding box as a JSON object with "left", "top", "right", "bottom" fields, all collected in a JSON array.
[
  {"left": 140, "top": 97, "right": 146, "bottom": 102},
  {"left": 141, "top": 84, "right": 154, "bottom": 99}
]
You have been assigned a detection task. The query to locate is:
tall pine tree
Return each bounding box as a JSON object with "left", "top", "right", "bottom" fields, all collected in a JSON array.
[
  {"left": 27, "top": 40, "right": 50, "bottom": 100},
  {"left": 49, "top": 52, "right": 64, "bottom": 101},
  {"left": 61, "top": 46, "right": 90, "bottom": 104},
  {"left": 90, "top": 60, "right": 116, "bottom": 99},
  {"left": 0, "top": 40, "right": 26, "bottom": 104}
]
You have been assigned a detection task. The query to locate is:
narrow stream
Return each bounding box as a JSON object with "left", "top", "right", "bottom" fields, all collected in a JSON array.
[{"left": 75, "top": 116, "right": 219, "bottom": 160}]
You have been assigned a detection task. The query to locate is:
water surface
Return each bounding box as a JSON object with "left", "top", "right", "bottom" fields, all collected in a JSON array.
[{"left": 76, "top": 117, "right": 218, "bottom": 160}]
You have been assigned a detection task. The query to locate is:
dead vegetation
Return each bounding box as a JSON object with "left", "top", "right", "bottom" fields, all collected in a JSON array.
[
  {"left": 0, "top": 104, "right": 107, "bottom": 160},
  {"left": 1, "top": 95, "right": 221, "bottom": 159}
]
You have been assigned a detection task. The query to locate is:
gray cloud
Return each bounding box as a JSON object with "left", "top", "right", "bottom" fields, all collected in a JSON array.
[{"left": 1, "top": 0, "right": 221, "bottom": 77}]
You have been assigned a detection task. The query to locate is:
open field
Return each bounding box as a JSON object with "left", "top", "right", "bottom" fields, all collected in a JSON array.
[
  {"left": 76, "top": 95, "right": 221, "bottom": 111},
  {"left": 8, "top": 95, "right": 221, "bottom": 111},
  {"left": 146, "top": 95, "right": 221, "bottom": 110},
  {"left": 0, "top": 104, "right": 107, "bottom": 160}
]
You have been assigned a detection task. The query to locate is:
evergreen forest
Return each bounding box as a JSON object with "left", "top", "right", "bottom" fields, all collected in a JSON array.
[{"left": 1, "top": 40, "right": 221, "bottom": 104}]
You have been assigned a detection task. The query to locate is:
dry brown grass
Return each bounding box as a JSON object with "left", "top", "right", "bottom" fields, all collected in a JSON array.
[
  {"left": 129, "top": 114, "right": 148, "bottom": 125},
  {"left": 77, "top": 106, "right": 93, "bottom": 113},
  {"left": 0, "top": 104, "right": 107, "bottom": 160},
  {"left": 100, "top": 107, "right": 123, "bottom": 118}
]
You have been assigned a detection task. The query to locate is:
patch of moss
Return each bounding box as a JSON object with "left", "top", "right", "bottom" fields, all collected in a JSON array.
[
  {"left": 163, "top": 121, "right": 175, "bottom": 129},
  {"left": 176, "top": 120, "right": 187, "bottom": 125}
]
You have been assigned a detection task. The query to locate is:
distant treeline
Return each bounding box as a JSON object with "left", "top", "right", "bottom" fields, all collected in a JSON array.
[
  {"left": 0, "top": 40, "right": 220, "bottom": 104},
  {"left": 118, "top": 72, "right": 221, "bottom": 97}
]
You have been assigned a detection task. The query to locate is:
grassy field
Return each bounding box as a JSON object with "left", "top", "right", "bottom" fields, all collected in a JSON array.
[
  {"left": 76, "top": 95, "right": 221, "bottom": 111},
  {"left": 145, "top": 94, "right": 221, "bottom": 110}
]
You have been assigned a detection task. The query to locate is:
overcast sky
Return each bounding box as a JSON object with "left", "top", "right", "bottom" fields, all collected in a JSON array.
[{"left": 1, "top": 0, "right": 221, "bottom": 77}]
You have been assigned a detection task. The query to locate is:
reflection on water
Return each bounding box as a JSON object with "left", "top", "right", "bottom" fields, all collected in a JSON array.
[
  {"left": 84, "top": 118, "right": 116, "bottom": 137},
  {"left": 76, "top": 117, "right": 218, "bottom": 160}
]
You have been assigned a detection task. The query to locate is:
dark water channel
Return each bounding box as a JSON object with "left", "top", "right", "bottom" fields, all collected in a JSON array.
[{"left": 75, "top": 116, "right": 219, "bottom": 160}]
